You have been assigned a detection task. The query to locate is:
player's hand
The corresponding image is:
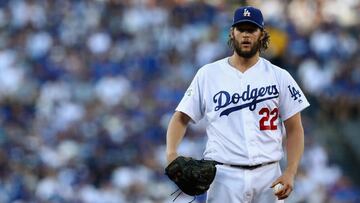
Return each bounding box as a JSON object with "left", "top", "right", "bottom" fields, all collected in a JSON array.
[{"left": 270, "top": 170, "right": 295, "bottom": 200}]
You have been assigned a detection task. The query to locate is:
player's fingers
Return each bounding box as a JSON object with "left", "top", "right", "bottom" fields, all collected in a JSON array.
[
  {"left": 279, "top": 184, "right": 289, "bottom": 196},
  {"left": 274, "top": 185, "right": 285, "bottom": 196},
  {"left": 278, "top": 194, "right": 288, "bottom": 200},
  {"left": 270, "top": 180, "right": 282, "bottom": 188},
  {"left": 278, "top": 186, "right": 292, "bottom": 200},
  {"left": 275, "top": 183, "right": 290, "bottom": 196},
  {"left": 274, "top": 190, "right": 282, "bottom": 196}
]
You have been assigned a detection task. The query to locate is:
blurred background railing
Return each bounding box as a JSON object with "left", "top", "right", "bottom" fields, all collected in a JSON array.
[{"left": 0, "top": 0, "right": 359, "bottom": 202}]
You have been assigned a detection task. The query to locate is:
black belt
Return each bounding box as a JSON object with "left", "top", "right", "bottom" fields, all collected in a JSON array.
[{"left": 214, "top": 161, "right": 277, "bottom": 170}]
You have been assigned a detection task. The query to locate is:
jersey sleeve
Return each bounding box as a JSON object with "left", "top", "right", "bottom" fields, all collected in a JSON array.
[
  {"left": 175, "top": 69, "right": 205, "bottom": 123},
  {"left": 278, "top": 70, "right": 310, "bottom": 121}
]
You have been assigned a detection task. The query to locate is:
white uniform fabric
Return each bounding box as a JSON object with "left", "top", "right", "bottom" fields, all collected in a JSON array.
[
  {"left": 176, "top": 57, "right": 310, "bottom": 165},
  {"left": 207, "top": 163, "right": 283, "bottom": 203},
  {"left": 175, "top": 57, "right": 309, "bottom": 203}
]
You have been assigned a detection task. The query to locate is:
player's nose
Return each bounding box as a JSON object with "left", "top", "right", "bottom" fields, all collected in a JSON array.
[
  {"left": 241, "top": 37, "right": 251, "bottom": 43},
  {"left": 237, "top": 32, "right": 251, "bottom": 41}
]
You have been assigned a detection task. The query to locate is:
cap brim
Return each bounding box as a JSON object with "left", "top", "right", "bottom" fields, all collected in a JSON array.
[{"left": 232, "top": 20, "right": 263, "bottom": 29}]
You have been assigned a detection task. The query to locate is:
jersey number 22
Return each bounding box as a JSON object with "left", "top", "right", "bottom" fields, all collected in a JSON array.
[{"left": 259, "top": 107, "right": 279, "bottom": 130}]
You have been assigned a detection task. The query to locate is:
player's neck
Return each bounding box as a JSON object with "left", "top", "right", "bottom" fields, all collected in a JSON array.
[{"left": 229, "top": 53, "right": 260, "bottom": 73}]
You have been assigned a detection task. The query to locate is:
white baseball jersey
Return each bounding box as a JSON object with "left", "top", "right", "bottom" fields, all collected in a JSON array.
[{"left": 176, "top": 57, "right": 310, "bottom": 165}]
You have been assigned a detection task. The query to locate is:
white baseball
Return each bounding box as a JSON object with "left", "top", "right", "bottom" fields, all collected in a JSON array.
[{"left": 273, "top": 183, "right": 284, "bottom": 193}]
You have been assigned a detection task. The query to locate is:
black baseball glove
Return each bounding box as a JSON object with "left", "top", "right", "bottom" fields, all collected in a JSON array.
[{"left": 165, "top": 156, "right": 217, "bottom": 196}]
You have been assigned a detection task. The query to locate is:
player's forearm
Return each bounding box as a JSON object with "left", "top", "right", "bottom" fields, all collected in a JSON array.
[
  {"left": 166, "top": 111, "right": 191, "bottom": 162},
  {"left": 285, "top": 128, "right": 304, "bottom": 176},
  {"left": 284, "top": 113, "right": 304, "bottom": 176}
]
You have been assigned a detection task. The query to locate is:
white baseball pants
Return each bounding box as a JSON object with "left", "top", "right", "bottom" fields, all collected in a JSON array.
[{"left": 206, "top": 162, "right": 284, "bottom": 203}]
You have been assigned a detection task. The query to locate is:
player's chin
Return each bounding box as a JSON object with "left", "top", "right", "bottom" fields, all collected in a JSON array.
[{"left": 238, "top": 51, "right": 255, "bottom": 58}]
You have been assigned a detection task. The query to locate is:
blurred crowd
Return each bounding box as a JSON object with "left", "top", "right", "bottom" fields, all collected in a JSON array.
[{"left": 0, "top": 0, "right": 359, "bottom": 202}]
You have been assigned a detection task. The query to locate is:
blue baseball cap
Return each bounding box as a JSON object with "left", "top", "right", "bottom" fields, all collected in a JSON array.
[{"left": 232, "top": 6, "right": 264, "bottom": 29}]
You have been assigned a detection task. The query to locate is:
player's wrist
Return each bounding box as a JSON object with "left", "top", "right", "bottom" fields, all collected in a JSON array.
[
  {"left": 284, "top": 168, "right": 297, "bottom": 177},
  {"left": 166, "top": 152, "right": 178, "bottom": 163}
]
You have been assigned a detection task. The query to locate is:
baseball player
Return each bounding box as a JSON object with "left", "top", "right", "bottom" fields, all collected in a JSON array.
[{"left": 166, "top": 6, "right": 310, "bottom": 203}]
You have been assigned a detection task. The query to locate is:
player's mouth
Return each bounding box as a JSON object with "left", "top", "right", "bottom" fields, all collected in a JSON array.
[{"left": 241, "top": 41, "right": 251, "bottom": 47}]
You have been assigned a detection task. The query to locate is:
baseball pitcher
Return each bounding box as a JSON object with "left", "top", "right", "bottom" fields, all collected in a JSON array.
[{"left": 165, "top": 6, "right": 310, "bottom": 203}]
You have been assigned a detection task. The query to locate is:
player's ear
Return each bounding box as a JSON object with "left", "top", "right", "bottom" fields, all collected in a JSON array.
[
  {"left": 259, "top": 29, "right": 265, "bottom": 40},
  {"left": 229, "top": 27, "right": 235, "bottom": 39}
]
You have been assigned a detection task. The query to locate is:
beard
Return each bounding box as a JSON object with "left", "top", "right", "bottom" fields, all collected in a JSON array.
[{"left": 233, "top": 38, "right": 261, "bottom": 58}]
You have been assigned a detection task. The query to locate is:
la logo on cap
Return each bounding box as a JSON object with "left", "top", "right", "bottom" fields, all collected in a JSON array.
[{"left": 243, "top": 8, "right": 251, "bottom": 17}]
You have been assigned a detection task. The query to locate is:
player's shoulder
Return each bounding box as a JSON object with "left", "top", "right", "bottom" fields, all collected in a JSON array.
[
  {"left": 260, "top": 57, "right": 290, "bottom": 76},
  {"left": 260, "top": 57, "right": 282, "bottom": 72}
]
